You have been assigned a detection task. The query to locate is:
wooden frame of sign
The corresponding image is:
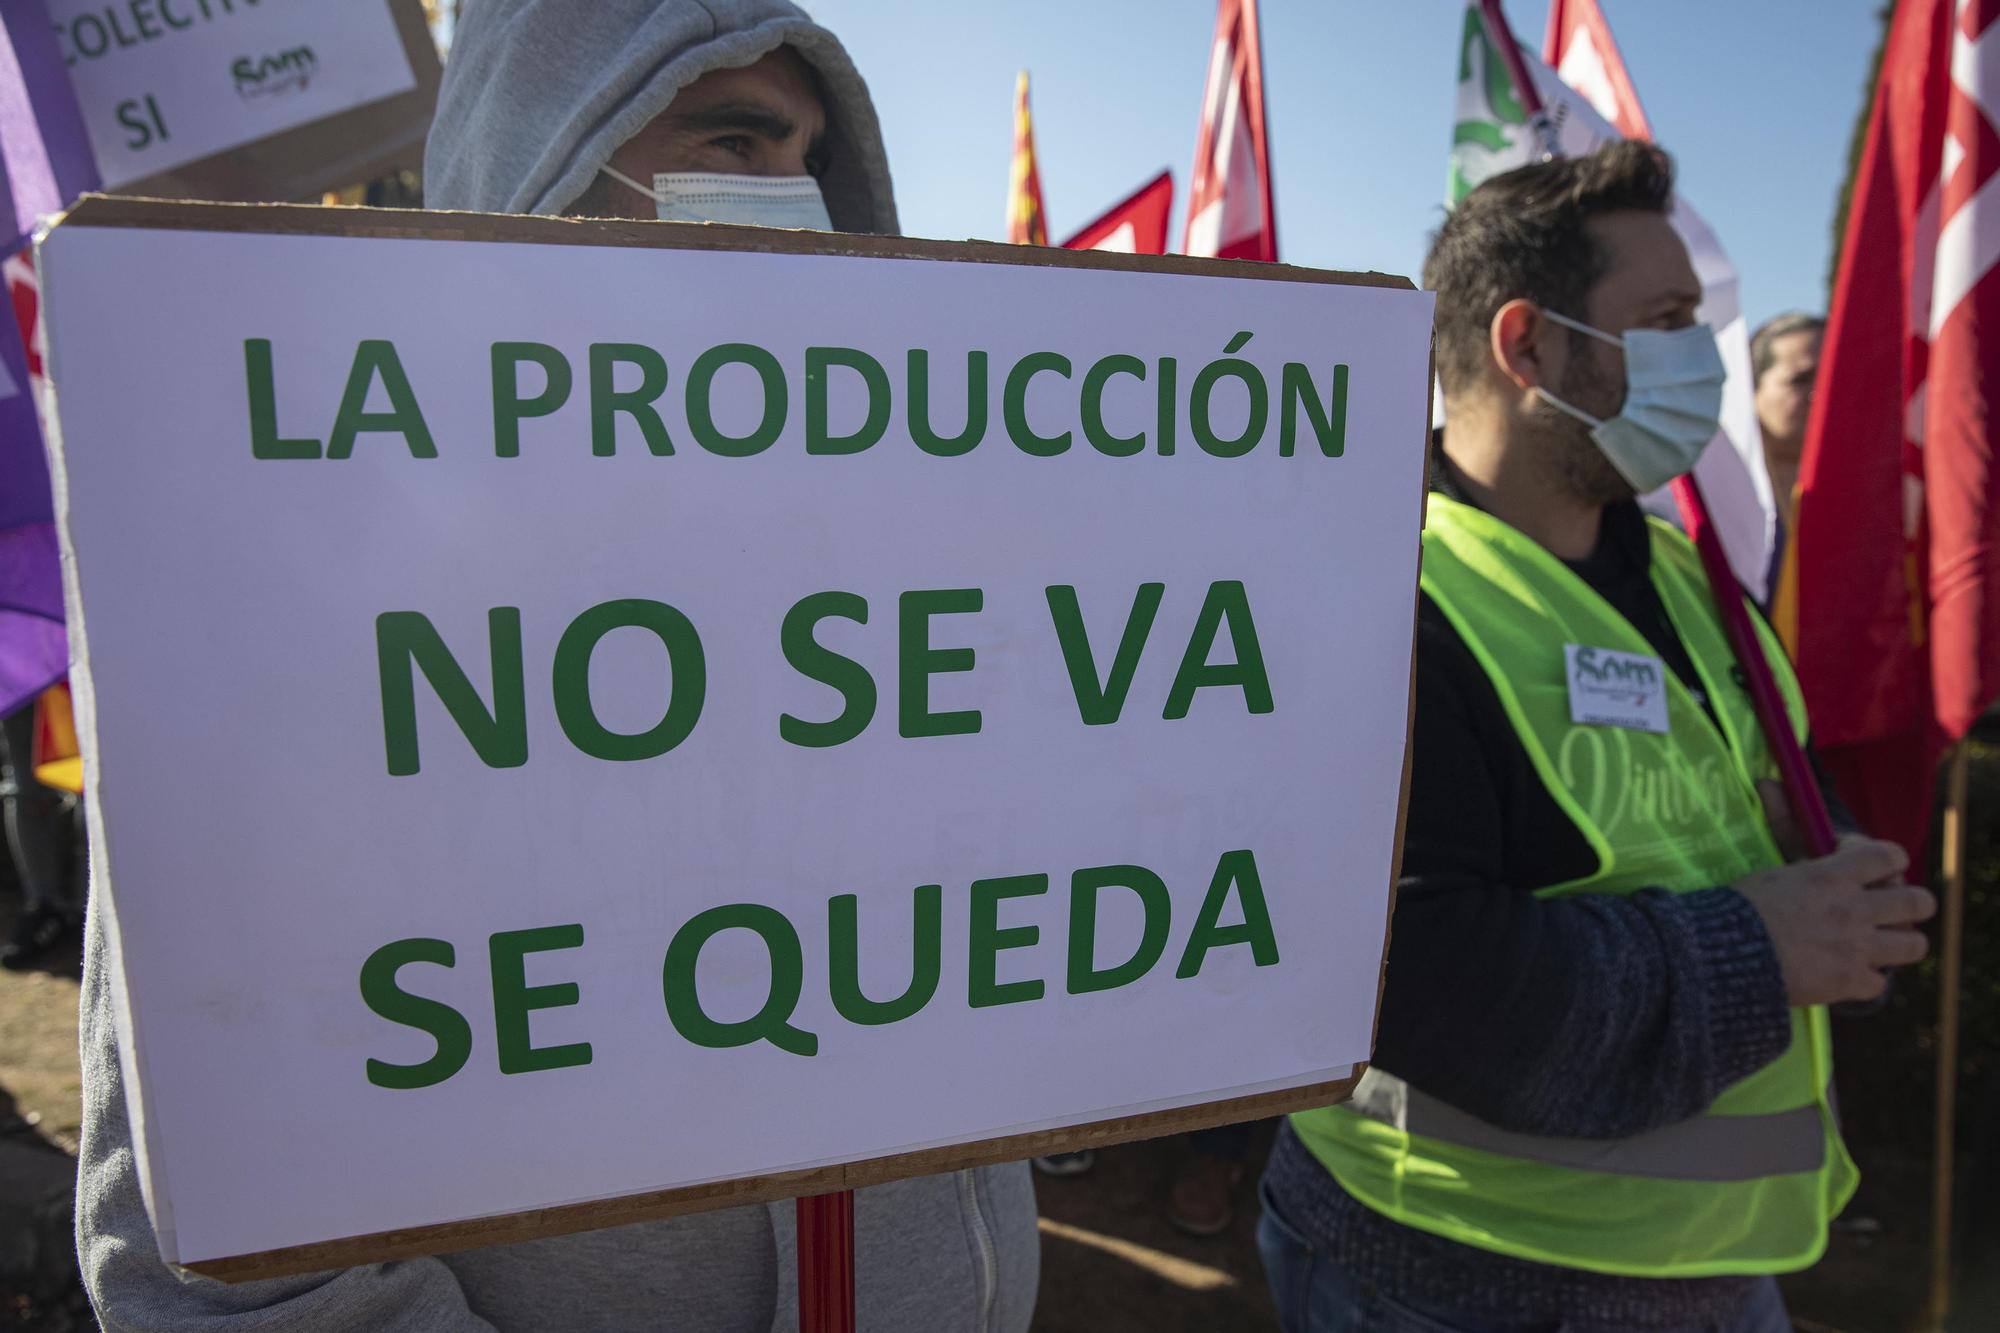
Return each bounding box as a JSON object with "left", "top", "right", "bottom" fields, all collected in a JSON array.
[
  {"left": 52, "top": 195, "right": 1426, "bottom": 1283},
  {"left": 105, "top": 0, "right": 442, "bottom": 205}
]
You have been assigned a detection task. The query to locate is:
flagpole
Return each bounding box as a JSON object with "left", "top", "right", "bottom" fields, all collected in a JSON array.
[
  {"left": 1475, "top": 0, "right": 1839, "bottom": 858},
  {"left": 1926, "top": 740, "right": 1970, "bottom": 1330}
]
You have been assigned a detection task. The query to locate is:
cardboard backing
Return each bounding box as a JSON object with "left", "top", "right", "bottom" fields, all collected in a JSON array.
[{"left": 47, "top": 194, "right": 1429, "bottom": 1281}]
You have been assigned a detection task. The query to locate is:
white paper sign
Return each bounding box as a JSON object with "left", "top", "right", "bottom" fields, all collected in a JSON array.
[
  {"left": 49, "top": 0, "right": 418, "bottom": 188},
  {"left": 1565, "top": 643, "right": 1672, "bottom": 734},
  {"left": 39, "top": 213, "right": 1433, "bottom": 1268}
]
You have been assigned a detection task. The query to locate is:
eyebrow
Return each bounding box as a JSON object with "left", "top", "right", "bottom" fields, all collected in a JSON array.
[
  {"left": 663, "top": 101, "right": 829, "bottom": 170},
  {"left": 668, "top": 103, "right": 801, "bottom": 142}
]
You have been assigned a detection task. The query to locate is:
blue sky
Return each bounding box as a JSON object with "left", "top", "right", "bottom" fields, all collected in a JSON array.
[{"left": 809, "top": 1, "right": 1886, "bottom": 329}]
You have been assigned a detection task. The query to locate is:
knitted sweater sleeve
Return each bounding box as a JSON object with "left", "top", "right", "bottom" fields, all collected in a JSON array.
[
  {"left": 74, "top": 910, "right": 499, "bottom": 1333},
  {"left": 1372, "top": 609, "right": 1794, "bottom": 1139}
]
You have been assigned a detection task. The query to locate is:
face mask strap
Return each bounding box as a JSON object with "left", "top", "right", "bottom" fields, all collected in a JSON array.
[
  {"left": 1532, "top": 386, "right": 1605, "bottom": 430},
  {"left": 601, "top": 164, "right": 660, "bottom": 203},
  {"left": 1537, "top": 306, "right": 1626, "bottom": 349}
]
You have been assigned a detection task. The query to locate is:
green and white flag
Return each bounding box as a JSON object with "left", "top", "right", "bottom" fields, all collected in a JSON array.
[
  {"left": 1450, "top": 4, "right": 1537, "bottom": 202},
  {"left": 1440, "top": 2, "right": 1780, "bottom": 604},
  {"left": 1448, "top": 3, "right": 1612, "bottom": 202}
]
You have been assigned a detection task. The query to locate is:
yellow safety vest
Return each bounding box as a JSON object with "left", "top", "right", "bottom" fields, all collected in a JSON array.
[{"left": 1292, "top": 494, "right": 1856, "bottom": 1278}]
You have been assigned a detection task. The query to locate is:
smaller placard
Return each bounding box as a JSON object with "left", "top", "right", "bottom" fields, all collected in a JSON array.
[{"left": 48, "top": 0, "right": 440, "bottom": 201}]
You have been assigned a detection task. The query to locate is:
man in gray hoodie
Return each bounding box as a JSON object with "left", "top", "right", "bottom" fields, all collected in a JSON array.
[{"left": 74, "top": 4, "right": 1039, "bottom": 1330}]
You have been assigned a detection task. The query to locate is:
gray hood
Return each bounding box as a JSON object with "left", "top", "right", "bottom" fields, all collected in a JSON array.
[{"left": 425, "top": 0, "right": 898, "bottom": 234}]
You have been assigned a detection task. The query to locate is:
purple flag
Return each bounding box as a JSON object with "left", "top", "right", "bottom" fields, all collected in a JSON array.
[
  {"left": 0, "top": 0, "right": 98, "bottom": 258},
  {"left": 0, "top": 523, "right": 64, "bottom": 715},
  {"left": 0, "top": 1, "right": 89, "bottom": 714}
]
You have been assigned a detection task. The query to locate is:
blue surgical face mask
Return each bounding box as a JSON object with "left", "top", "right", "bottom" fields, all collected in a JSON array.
[
  {"left": 602, "top": 166, "right": 833, "bottom": 231},
  {"left": 1531, "top": 307, "right": 1727, "bottom": 493}
]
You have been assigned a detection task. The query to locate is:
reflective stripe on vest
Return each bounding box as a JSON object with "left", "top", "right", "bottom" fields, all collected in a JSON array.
[
  {"left": 1289, "top": 494, "right": 1857, "bottom": 1279},
  {"left": 1345, "top": 1068, "right": 1827, "bottom": 1183}
]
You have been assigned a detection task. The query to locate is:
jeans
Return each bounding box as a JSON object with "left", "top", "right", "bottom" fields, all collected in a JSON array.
[{"left": 1256, "top": 1184, "right": 1791, "bottom": 1333}]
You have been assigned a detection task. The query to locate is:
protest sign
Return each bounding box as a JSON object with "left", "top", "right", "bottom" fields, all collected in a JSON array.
[
  {"left": 37, "top": 196, "right": 1435, "bottom": 1279},
  {"left": 47, "top": 0, "right": 439, "bottom": 201}
]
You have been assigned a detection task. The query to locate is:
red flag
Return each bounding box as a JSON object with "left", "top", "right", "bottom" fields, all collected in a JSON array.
[
  {"left": 1783, "top": 0, "right": 2000, "bottom": 858},
  {"left": 1006, "top": 70, "right": 1048, "bottom": 247},
  {"left": 1542, "top": 0, "right": 1654, "bottom": 140},
  {"left": 1061, "top": 171, "right": 1174, "bottom": 254},
  {"left": 1182, "top": 0, "right": 1275, "bottom": 261},
  {"left": 5, "top": 253, "right": 41, "bottom": 384}
]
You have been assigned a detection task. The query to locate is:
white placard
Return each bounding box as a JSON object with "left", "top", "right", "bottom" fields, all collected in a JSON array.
[
  {"left": 39, "top": 213, "right": 1434, "bottom": 1268},
  {"left": 49, "top": 0, "right": 418, "bottom": 188}
]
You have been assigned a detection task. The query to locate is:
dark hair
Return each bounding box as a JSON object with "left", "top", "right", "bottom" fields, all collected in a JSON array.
[
  {"left": 1750, "top": 311, "right": 1824, "bottom": 381},
  {"left": 1424, "top": 141, "right": 1677, "bottom": 396}
]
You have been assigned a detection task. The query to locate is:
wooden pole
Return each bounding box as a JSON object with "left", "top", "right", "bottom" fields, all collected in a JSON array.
[{"left": 1928, "top": 742, "right": 1971, "bottom": 1330}]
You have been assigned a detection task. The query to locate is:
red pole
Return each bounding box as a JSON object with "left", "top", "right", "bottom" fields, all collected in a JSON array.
[
  {"left": 796, "top": 1190, "right": 856, "bottom": 1333},
  {"left": 1671, "top": 481, "right": 1839, "bottom": 855},
  {"left": 1474, "top": 0, "right": 1838, "bottom": 858}
]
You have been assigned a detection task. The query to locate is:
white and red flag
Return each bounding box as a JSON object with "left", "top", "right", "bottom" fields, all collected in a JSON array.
[
  {"left": 1779, "top": 0, "right": 2000, "bottom": 857},
  {"left": 1183, "top": 0, "right": 1276, "bottom": 261},
  {"left": 1543, "top": 0, "right": 1652, "bottom": 141},
  {"left": 1062, "top": 170, "right": 1174, "bottom": 254},
  {"left": 5, "top": 251, "right": 41, "bottom": 386}
]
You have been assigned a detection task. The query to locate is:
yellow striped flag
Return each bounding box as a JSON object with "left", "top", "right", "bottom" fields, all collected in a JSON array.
[{"left": 1007, "top": 70, "right": 1048, "bottom": 246}]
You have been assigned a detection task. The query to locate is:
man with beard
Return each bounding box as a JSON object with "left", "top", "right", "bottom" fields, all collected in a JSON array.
[{"left": 1255, "top": 143, "right": 1935, "bottom": 1331}]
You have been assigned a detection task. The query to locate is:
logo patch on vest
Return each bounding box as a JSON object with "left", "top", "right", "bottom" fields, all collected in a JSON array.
[{"left": 1564, "top": 644, "right": 1669, "bottom": 734}]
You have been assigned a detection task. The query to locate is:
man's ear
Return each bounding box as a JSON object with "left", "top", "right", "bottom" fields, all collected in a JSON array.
[{"left": 1488, "top": 298, "right": 1551, "bottom": 393}]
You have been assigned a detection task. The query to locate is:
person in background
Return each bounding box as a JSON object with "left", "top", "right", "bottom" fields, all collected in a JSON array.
[
  {"left": 0, "top": 699, "right": 78, "bottom": 970},
  {"left": 1034, "top": 1122, "right": 1258, "bottom": 1239},
  {"left": 1259, "top": 143, "right": 1932, "bottom": 1333},
  {"left": 74, "top": 4, "right": 1039, "bottom": 1330},
  {"left": 1751, "top": 311, "right": 1824, "bottom": 598},
  {"left": 1166, "top": 1122, "right": 1254, "bottom": 1236}
]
